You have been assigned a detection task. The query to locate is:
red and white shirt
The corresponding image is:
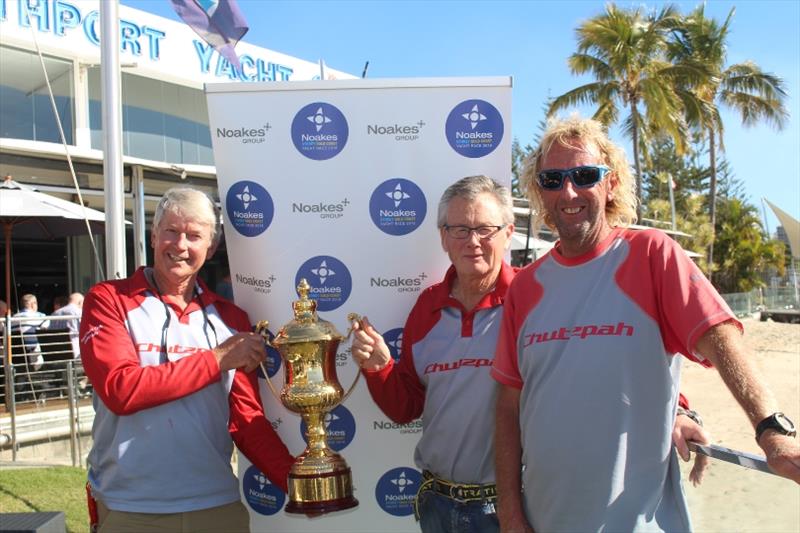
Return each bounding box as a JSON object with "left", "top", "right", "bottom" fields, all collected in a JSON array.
[
  {"left": 364, "top": 262, "right": 516, "bottom": 484},
  {"left": 492, "top": 228, "right": 738, "bottom": 531},
  {"left": 81, "top": 267, "right": 293, "bottom": 513}
]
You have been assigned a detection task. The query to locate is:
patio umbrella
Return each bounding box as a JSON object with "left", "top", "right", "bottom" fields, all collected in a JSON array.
[{"left": 0, "top": 176, "right": 106, "bottom": 372}]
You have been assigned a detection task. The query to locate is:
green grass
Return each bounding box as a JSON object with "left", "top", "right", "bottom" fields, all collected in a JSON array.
[{"left": 0, "top": 466, "right": 87, "bottom": 532}]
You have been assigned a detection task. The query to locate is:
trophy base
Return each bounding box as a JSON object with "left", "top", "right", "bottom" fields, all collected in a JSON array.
[{"left": 285, "top": 467, "right": 359, "bottom": 515}]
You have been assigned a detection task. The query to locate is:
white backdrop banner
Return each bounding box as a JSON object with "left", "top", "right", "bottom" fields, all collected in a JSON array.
[{"left": 206, "top": 77, "right": 511, "bottom": 532}]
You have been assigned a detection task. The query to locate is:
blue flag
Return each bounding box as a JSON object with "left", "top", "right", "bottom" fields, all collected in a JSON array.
[{"left": 170, "top": 0, "right": 248, "bottom": 68}]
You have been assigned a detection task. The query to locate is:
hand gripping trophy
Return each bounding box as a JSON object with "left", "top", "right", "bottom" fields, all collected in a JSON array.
[{"left": 257, "top": 278, "right": 361, "bottom": 515}]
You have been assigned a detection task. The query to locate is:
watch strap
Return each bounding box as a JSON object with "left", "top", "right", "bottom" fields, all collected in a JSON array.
[{"left": 755, "top": 412, "right": 797, "bottom": 442}]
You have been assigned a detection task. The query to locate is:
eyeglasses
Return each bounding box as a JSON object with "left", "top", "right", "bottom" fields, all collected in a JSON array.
[
  {"left": 537, "top": 165, "right": 610, "bottom": 191},
  {"left": 443, "top": 225, "right": 504, "bottom": 240}
]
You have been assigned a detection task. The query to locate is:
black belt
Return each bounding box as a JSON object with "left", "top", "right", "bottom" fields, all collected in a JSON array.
[{"left": 413, "top": 470, "right": 497, "bottom": 519}]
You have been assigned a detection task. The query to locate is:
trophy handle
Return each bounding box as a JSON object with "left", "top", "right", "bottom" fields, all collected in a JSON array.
[
  {"left": 339, "top": 313, "right": 363, "bottom": 404},
  {"left": 255, "top": 320, "right": 282, "bottom": 404}
]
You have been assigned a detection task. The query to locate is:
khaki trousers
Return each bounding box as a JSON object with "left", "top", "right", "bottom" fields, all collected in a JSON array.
[{"left": 96, "top": 500, "right": 249, "bottom": 533}]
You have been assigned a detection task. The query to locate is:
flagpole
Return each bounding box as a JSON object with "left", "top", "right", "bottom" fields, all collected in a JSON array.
[
  {"left": 668, "top": 174, "right": 676, "bottom": 231},
  {"left": 100, "top": 0, "right": 127, "bottom": 280}
]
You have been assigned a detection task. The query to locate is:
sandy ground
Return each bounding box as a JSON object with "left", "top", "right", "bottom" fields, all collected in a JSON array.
[{"left": 679, "top": 318, "right": 800, "bottom": 532}]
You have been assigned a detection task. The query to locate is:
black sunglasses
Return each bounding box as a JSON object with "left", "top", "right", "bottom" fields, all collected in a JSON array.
[{"left": 537, "top": 165, "right": 610, "bottom": 191}]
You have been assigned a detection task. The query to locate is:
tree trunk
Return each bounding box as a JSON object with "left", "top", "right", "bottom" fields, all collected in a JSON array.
[
  {"left": 707, "top": 127, "right": 717, "bottom": 281},
  {"left": 631, "top": 105, "right": 643, "bottom": 223}
]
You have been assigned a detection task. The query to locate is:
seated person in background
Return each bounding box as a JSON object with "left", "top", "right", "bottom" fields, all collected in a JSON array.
[{"left": 13, "top": 294, "right": 48, "bottom": 370}]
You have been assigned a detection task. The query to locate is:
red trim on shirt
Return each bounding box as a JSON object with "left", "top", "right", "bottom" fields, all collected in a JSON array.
[
  {"left": 80, "top": 266, "right": 293, "bottom": 491},
  {"left": 491, "top": 261, "right": 545, "bottom": 389},
  {"left": 364, "top": 262, "right": 517, "bottom": 422}
]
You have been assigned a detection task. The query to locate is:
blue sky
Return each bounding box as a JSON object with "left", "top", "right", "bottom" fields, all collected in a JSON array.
[{"left": 124, "top": 0, "right": 800, "bottom": 232}]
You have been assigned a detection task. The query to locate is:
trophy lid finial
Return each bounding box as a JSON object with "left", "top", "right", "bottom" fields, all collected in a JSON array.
[{"left": 293, "top": 278, "right": 317, "bottom": 321}]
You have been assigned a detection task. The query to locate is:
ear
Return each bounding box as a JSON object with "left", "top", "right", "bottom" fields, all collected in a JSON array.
[
  {"left": 606, "top": 173, "right": 618, "bottom": 202},
  {"left": 439, "top": 227, "right": 448, "bottom": 252},
  {"left": 503, "top": 224, "right": 515, "bottom": 250}
]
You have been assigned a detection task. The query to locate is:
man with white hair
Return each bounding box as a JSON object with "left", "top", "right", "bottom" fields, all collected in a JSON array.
[{"left": 81, "top": 187, "right": 294, "bottom": 532}]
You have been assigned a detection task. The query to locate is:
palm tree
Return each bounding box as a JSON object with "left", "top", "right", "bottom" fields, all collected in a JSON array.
[
  {"left": 549, "top": 3, "right": 706, "bottom": 222},
  {"left": 669, "top": 6, "right": 788, "bottom": 277}
]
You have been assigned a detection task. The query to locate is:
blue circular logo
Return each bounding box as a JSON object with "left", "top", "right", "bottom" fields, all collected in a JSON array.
[
  {"left": 383, "top": 328, "right": 404, "bottom": 361},
  {"left": 300, "top": 405, "right": 356, "bottom": 452},
  {"left": 291, "top": 102, "right": 349, "bottom": 160},
  {"left": 242, "top": 464, "right": 286, "bottom": 515},
  {"left": 368, "top": 178, "right": 427, "bottom": 236},
  {"left": 255, "top": 328, "right": 281, "bottom": 379},
  {"left": 445, "top": 99, "right": 504, "bottom": 158},
  {"left": 375, "top": 467, "right": 422, "bottom": 516},
  {"left": 295, "top": 255, "right": 352, "bottom": 312},
  {"left": 225, "top": 181, "right": 274, "bottom": 237}
]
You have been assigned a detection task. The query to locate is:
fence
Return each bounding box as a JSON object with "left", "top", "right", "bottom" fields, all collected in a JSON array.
[
  {"left": 720, "top": 287, "right": 800, "bottom": 318},
  {"left": 1, "top": 314, "right": 92, "bottom": 467}
]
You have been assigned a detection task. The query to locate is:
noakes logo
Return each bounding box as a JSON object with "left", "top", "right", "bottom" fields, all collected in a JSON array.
[
  {"left": 369, "top": 178, "right": 427, "bottom": 236},
  {"left": 242, "top": 464, "right": 286, "bottom": 515},
  {"left": 300, "top": 405, "right": 356, "bottom": 451},
  {"left": 373, "top": 418, "right": 422, "bottom": 435},
  {"left": 383, "top": 327, "right": 403, "bottom": 361},
  {"left": 291, "top": 102, "right": 349, "bottom": 160},
  {"left": 225, "top": 181, "right": 274, "bottom": 237},
  {"left": 370, "top": 272, "right": 427, "bottom": 294},
  {"left": 292, "top": 197, "right": 350, "bottom": 220},
  {"left": 236, "top": 272, "right": 275, "bottom": 295},
  {"left": 367, "top": 120, "right": 426, "bottom": 142},
  {"left": 215, "top": 123, "right": 271, "bottom": 144},
  {"left": 295, "top": 255, "right": 352, "bottom": 312},
  {"left": 445, "top": 99, "right": 504, "bottom": 158},
  {"left": 375, "top": 467, "right": 422, "bottom": 517}
]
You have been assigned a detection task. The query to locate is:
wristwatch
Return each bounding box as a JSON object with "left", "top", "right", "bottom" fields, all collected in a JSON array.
[{"left": 755, "top": 412, "right": 797, "bottom": 442}]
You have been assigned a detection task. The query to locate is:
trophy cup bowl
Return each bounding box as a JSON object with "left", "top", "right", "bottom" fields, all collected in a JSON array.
[{"left": 257, "top": 279, "right": 361, "bottom": 515}]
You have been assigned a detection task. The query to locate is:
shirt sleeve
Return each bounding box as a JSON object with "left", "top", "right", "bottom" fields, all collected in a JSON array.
[
  {"left": 492, "top": 265, "right": 542, "bottom": 389},
  {"left": 79, "top": 282, "right": 221, "bottom": 415},
  {"left": 618, "top": 230, "right": 740, "bottom": 365},
  {"left": 228, "top": 369, "right": 294, "bottom": 493},
  {"left": 362, "top": 305, "right": 429, "bottom": 424},
  {"left": 215, "top": 300, "right": 294, "bottom": 492}
]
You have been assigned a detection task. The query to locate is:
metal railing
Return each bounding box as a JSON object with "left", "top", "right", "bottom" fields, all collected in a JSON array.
[
  {"left": 2, "top": 314, "right": 93, "bottom": 466},
  {"left": 721, "top": 287, "right": 800, "bottom": 317}
]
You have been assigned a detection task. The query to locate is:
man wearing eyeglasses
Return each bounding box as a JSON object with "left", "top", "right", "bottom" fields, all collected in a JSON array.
[
  {"left": 493, "top": 116, "right": 799, "bottom": 533},
  {"left": 80, "top": 188, "right": 294, "bottom": 532},
  {"left": 351, "top": 175, "right": 515, "bottom": 532}
]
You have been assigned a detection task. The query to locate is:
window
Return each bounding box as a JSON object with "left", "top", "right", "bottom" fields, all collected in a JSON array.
[
  {"left": 0, "top": 45, "right": 74, "bottom": 144},
  {"left": 88, "top": 69, "right": 213, "bottom": 165}
]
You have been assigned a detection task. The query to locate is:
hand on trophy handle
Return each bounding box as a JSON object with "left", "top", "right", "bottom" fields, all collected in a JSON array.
[
  {"left": 212, "top": 332, "right": 266, "bottom": 373},
  {"left": 350, "top": 315, "right": 392, "bottom": 372}
]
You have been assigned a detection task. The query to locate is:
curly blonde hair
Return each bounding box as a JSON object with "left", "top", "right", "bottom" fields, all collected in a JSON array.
[{"left": 522, "top": 116, "right": 637, "bottom": 230}]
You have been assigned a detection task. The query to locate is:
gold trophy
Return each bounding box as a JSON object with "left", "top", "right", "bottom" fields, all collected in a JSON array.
[{"left": 256, "top": 279, "right": 361, "bottom": 515}]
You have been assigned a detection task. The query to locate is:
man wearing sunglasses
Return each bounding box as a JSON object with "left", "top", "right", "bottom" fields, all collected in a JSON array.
[{"left": 493, "top": 116, "right": 799, "bottom": 532}]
